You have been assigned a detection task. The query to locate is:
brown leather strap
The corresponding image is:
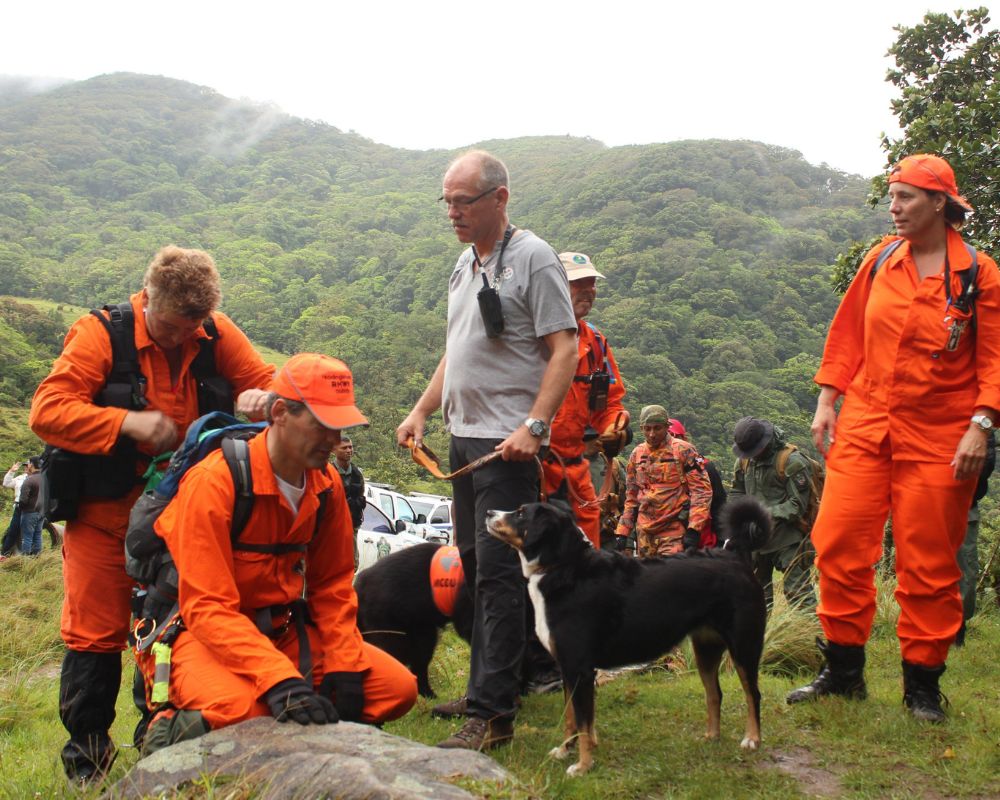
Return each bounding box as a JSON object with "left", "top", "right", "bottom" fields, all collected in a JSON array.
[
  {"left": 406, "top": 439, "right": 547, "bottom": 501},
  {"left": 546, "top": 450, "right": 617, "bottom": 509},
  {"left": 406, "top": 440, "right": 503, "bottom": 480}
]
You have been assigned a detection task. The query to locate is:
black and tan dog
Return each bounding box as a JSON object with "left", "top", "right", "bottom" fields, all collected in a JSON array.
[
  {"left": 487, "top": 496, "right": 769, "bottom": 775},
  {"left": 355, "top": 543, "right": 473, "bottom": 698}
]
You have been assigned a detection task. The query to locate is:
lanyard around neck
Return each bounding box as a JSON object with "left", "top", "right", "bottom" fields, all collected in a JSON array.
[{"left": 472, "top": 225, "right": 516, "bottom": 290}]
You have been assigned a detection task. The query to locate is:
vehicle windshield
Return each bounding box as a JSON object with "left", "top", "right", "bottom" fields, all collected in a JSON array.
[{"left": 409, "top": 499, "right": 433, "bottom": 518}]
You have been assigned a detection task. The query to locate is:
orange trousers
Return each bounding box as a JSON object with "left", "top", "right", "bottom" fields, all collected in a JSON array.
[
  {"left": 542, "top": 459, "right": 601, "bottom": 547},
  {"left": 812, "top": 437, "right": 976, "bottom": 666},
  {"left": 61, "top": 495, "right": 139, "bottom": 652},
  {"left": 141, "top": 626, "right": 417, "bottom": 729}
]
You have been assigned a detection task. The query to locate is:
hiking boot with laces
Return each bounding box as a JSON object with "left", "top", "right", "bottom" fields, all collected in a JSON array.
[
  {"left": 787, "top": 638, "right": 867, "bottom": 704},
  {"left": 902, "top": 661, "right": 947, "bottom": 723},
  {"left": 437, "top": 716, "right": 514, "bottom": 750},
  {"left": 430, "top": 694, "right": 468, "bottom": 718}
]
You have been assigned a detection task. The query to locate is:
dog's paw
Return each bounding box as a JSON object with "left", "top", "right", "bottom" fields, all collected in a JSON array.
[
  {"left": 567, "top": 762, "right": 591, "bottom": 776},
  {"left": 740, "top": 736, "right": 760, "bottom": 751},
  {"left": 549, "top": 744, "right": 571, "bottom": 761},
  {"left": 703, "top": 731, "right": 721, "bottom": 741}
]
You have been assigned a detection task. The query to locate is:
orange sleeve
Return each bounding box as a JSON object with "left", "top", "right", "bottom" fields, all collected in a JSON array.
[
  {"left": 591, "top": 336, "right": 628, "bottom": 434},
  {"left": 304, "top": 472, "right": 371, "bottom": 674},
  {"left": 156, "top": 458, "right": 302, "bottom": 696},
  {"left": 677, "top": 440, "right": 713, "bottom": 531},
  {"left": 211, "top": 312, "right": 276, "bottom": 397},
  {"left": 970, "top": 250, "right": 1000, "bottom": 413},
  {"left": 814, "top": 238, "right": 896, "bottom": 394},
  {"left": 29, "top": 313, "right": 128, "bottom": 454}
]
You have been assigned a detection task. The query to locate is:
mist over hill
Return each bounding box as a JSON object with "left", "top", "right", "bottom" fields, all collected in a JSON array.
[{"left": 0, "top": 72, "right": 887, "bottom": 478}]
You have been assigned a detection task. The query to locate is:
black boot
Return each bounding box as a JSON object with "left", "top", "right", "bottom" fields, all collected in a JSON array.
[
  {"left": 59, "top": 650, "right": 122, "bottom": 783},
  {"left": 902, "top": 661, "right": 947, "bottom": 723},
  {"left": 787, "top": 637, "right": 867, "bottom": 704}
]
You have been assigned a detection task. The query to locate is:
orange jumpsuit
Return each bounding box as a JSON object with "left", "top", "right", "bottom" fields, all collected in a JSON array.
[
  {"left": 139, "top": 430, "right": 417, "bottom": 728},
  {"left": 616, "top": 437, "right": 712, "bottom": 556},
  {"left": 29, "top": 292, "right": 276, "bottom": 652},
  {"left": 542, "top": 320, "right": 626, "bottom": 547},
  {"left": 813, "top": 231, "right": 1000, "bottom": 665}
]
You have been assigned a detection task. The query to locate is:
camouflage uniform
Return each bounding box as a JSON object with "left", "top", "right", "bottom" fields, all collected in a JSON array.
[
  {"left": 731, "top": 428, "right": 817, "bottom": 610},
  {"left": 616, "top": 437, "right": 712, "bottom": 557}
]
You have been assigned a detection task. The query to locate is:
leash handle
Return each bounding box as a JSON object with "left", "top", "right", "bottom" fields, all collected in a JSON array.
[
  {"left": 406, "top": 439, "right": 502, "bottom": 480},
  {"left": 405, "top": 439, "right": 547, "bottom": 502}
]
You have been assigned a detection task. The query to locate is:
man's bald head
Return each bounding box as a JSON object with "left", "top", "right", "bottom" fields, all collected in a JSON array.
[{"left": 445, "top": 150, "right": 509, "bottom": 193}]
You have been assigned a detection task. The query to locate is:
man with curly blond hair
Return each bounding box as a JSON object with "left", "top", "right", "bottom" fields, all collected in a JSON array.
[{"left": 31, "top": 245, "right": 275, "bottom": 784}]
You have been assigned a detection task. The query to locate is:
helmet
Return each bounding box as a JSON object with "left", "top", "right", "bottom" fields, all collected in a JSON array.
[{"left": 668, "top": 418, "right": 687, "bottom": 438}]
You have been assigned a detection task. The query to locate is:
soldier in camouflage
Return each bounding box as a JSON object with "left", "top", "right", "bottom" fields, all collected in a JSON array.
[{"left": 730, "top": 416, "right": 817, "bottom": 610}]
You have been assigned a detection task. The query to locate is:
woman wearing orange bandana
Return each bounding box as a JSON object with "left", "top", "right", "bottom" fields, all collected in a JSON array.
[{"left": 787, "top": 155, "right": 1000, "bottom": 722}]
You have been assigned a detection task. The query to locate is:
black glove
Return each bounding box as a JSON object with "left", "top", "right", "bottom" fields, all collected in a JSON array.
[
  {"left": 320, "top": 671, "right": 366, "bottom": 722},
  {"left": 614, "top": 535, "right": 629, "bottom": 552},
  {"left": 263, "top": 678, "right": 338, "bottom": 725},
  {"left": 682, "top": 528, "right": 701, "bottom": 551}
]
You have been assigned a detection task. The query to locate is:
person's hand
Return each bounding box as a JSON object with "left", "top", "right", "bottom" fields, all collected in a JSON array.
[
  {"left": 396, "top": 410, "right": 427, "bottom": 449},
  {"left": 952, "top": 425, "right": 989, "bottom": 481},
  {"left": 9, "top": 461, "right": 21, "bottom": 471},
  {"left": 598, "top": 425, "right": 630, "bottom": 458},
  {"left": 263, "top": 678, "right": 338, "bottom": 725},
  {"left": 496, "top": 425, "right": 542, "bottom": 461},
  {"left": 120, "top": 410, "right": 179, "bottom": 452},
  {"left": 810, "top": 398, "right": 838, "bottom": 457},
  {"left": 319, "top": 671, "right": 366, "bottom": 722},
  {"left": 236, "top": 389, "right": 270, "bottom": 420},
  {"left": 682, "top": 528, "right": 700, "bottom": 551}
]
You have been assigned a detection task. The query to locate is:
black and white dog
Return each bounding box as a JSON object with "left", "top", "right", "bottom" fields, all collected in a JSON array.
[{"left": 487, "top": 496, "right": 769, "bottom": 775}]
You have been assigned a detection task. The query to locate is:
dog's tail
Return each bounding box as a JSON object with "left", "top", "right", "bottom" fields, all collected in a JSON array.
[{"left": 718, "top": 496, "right": 772, "bottom": 557}]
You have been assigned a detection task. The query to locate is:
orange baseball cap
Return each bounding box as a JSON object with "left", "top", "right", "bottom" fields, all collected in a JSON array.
[
  {"left": 888, "top": 154, "right": 973, "bottom": 211},
  {"left": 272, "top": 353, "right": 369, "bottom": 430}
]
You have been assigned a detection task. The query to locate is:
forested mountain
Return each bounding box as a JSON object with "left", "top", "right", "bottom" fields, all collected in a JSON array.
[{"left": 0, "top": 72, "right": 887, "bottom": 482}]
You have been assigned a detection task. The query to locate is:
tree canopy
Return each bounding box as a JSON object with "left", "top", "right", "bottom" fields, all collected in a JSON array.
[{"left": 0, "top": 72, "right": 887, "bottom": 478}]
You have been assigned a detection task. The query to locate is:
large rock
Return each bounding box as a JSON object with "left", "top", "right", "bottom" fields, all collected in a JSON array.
[{"left": 105, "top": 717, "right": 511, "bottom": 799}]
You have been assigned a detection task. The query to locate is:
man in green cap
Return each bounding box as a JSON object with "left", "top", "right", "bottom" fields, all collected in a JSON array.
[{"left": 615, "top": 405, "right": 712, "bottom": 556}]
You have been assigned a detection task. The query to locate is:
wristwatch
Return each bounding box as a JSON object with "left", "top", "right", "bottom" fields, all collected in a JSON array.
[
  {"left": 971, "top": 414, "right": 994, "bottom": 432},
  {"left": 524, "top": 418, "right": 549, "bottom": 438}
]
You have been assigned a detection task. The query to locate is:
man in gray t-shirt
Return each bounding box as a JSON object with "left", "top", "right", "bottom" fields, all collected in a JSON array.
[{"left": 397, "top": 150, "right": 577, "bottom": 751}]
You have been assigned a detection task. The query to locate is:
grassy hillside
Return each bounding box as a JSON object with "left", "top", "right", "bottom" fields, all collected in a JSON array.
[{"left": 0, "top": 552, "right": 997, "bottom": 798}]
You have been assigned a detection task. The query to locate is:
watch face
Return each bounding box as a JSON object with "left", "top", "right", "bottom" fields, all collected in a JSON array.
[{"left": 529, "top": 421, "right": 546, "bottom": 436}]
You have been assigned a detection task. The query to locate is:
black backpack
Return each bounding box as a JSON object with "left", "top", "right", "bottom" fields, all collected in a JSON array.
[
  {"left": 870, "top": 238, "right": 980, "bottom": 329},
  {"left": 40, "top": 302, "right": 234, "bottom": 521}
]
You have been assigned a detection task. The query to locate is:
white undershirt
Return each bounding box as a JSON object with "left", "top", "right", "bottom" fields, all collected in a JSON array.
[{"left": 275, "top": 472, "right": 306, "bottom": 514}]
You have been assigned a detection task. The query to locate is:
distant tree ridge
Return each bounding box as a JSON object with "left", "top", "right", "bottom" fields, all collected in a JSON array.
[{"left": 0, "top": 72, "right": 887, "bottom": 479}]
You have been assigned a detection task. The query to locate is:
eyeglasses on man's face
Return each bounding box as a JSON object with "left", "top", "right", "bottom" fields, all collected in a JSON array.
[{"left": 437, "top": 186, "right": 499, "bottom": 208}]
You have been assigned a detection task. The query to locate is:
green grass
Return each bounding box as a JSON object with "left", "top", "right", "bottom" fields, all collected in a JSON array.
[{"left": 1, "top": 554, "right": 998, "bottom": 799}]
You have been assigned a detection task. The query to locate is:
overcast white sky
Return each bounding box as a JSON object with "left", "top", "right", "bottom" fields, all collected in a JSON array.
[{"left": 3, "top": 1, "right": 952, "bottom": 176}]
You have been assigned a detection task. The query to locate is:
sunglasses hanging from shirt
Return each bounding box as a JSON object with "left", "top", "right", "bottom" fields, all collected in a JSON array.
[{"left": 473, "top": 225, "right": 516, "bottom": 338}]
